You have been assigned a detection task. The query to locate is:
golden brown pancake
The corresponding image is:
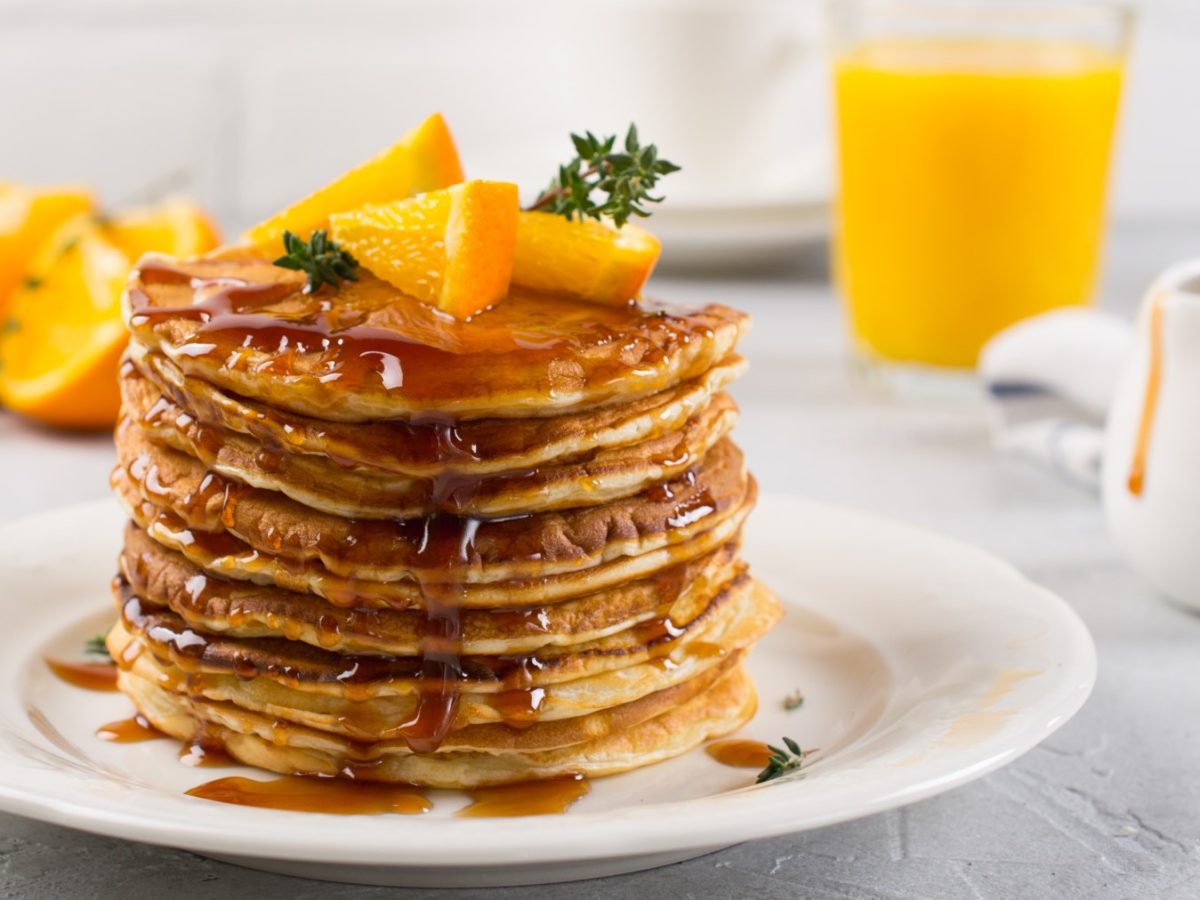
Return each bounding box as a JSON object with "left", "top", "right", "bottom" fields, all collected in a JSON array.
[
  {"left": 120, "top": 483, "right": 754, "bottom": 608},
  {"left": 113, "top": 422, "right": 751, "bottom": 585},
  {"left": 121, "top": 367, "right": 739, "bottom": 517},
  {"left": 129, "top": 347, "right": 748, "bottom": 477},
  {"left": 116, "top": 663, "right": 757, "bottom": 787},
  {"left": 112, "top": 574, "right": 777, "bottom": 700},
  {"left": 121, "top": 523, "right": 746, "bottom": 655},
  {"left": 124, "top": 250, "right": 749, "bottom": 421},
  {"left": 110, "top": 611, "right": 762, "bottom": 744}
]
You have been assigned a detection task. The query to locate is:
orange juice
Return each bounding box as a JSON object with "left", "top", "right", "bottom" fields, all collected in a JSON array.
[{"left": 834, "top": 39, "right": 1124, "bottom": 368}]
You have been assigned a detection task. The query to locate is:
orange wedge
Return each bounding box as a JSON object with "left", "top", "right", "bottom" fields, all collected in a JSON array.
[
  {"left": 103, "top": 197, "right": 221, "bottom": 262},
  {"left": 245, "top": 113, "right": 464, "bottom": 246},
  {"left": 512, "top": 213, "right": 661, "bottom": 306},
  {"left": 0, "top": 183, "right": 94, "bottom": 320},
  {"left": 0, "top": 214, "right": 129, "bottom": 429},
  {"left": 331, "top": 180, "right": 518, "bottom": 319}
]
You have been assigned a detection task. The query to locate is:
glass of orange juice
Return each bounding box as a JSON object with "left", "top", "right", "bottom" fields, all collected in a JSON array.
[{"left": 832, "top": 1, "right": 1133, "bottom": 375}]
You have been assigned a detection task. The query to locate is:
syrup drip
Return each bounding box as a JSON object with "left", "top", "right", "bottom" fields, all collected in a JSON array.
[
  {"left": 96, "top": 713, "right": 164, "bottom": 743},
  {"left": 492, "top": 687, "right": 548, "bottom": 730},
  {"left": 45, "top": 659, "right": 119, "bottom": 692},
  {"left": 705, "top": 739, "right": 773, "bottom": 769},
  {"left": 186, "top": 774, "right": 431, "bottom": 814},
  {"left": 394, "top": 468, "right": 476, "bottom": 752},
  {"left": 457, "top": 775, "right": 590, "bottom": 817},
  {"left": 1128, "top": 294, "right": 1165, "bottom": 496},
  {"left": 179, "top": 732, "right": 236, "bottom": 768}
]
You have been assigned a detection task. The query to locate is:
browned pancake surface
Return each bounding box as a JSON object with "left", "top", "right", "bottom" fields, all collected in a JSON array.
[
  {"left": 125, "top": 250, "right": 748, "bottom": 421},
  {"left": 122, "top": 522, "right": 745, "bottom": 655},
  {"left": 121, "top": 366, "right": 739, "bottom": 517},
  {"left": 114, "top": 421, "right": 750, "bottom": 583}
]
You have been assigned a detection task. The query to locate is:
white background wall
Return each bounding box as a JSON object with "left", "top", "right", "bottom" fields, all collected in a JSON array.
[{"left": 0, "top": 0, "right": 1195, "bottom": 234}]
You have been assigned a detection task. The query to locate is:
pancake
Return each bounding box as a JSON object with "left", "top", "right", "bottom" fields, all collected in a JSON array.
[
  {"left": 121, "top": 366, "right": 740, "bottom": 517},
  {"left": 112, "top": 602, "right": 763, "bottom": 744},
  {"left": 117, "top": 663, "right": 756, "bottom": 788},
  {"left": 113, "top": 423, "right": 752, "bottom": 586},
  {"left": 117, "top": 644, "right": 743, "bottom": 752},
  {"left": 124, "top": 250, "right": 749, "bottom": 421},
  {"left": 121, "top": 523, "right": 746, "bottom": 656},
  {"left": 121, "top": 484, "right": 754, "bottom": 608},
  {"left": 129, "top": 346, "right": 748, "bottom": 477},
  {"left": 112, "top": 575, "right": 776, "bottom": 701}
]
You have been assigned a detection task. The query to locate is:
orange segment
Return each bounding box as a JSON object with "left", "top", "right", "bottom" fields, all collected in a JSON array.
[
  {"left": 0, "top": 214, "right": 129, "bottom": 429},
  {"left": 330, "top": 180, "right": 518, "bottom": 319},
  {"left": 512, "top": 213, "right": 661, "bottom": 306},
  {"left": 0, "top": 184, "right": 94, "bottom": 320},
  {"left": 245, "top": 113, "right": 464, "bottom": 246},
  {"left": 104, "top": 197, "right": 221, "bottom": 262}
]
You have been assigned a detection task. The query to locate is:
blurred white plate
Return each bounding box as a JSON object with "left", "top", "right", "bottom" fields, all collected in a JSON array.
[
  {"left": 0, "top": 495, "right": 1094, "bottom": 887},
  {"left": 654, "top": 200, "right": 829, "bottom": 271}
]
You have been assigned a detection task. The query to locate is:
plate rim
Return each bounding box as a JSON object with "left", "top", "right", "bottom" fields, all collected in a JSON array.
[{"left": 0, "top": 495, "right": 1096, "bottom": 868}]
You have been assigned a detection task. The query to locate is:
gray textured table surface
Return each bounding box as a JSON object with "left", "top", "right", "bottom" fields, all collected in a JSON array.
[{"left": 2, "top": 222, "right": 1198, "bottom": 899}]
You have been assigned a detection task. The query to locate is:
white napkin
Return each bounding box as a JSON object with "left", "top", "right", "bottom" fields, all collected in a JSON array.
[{"left": 978, "top": 308, "right": 1134, "bottom": 490}]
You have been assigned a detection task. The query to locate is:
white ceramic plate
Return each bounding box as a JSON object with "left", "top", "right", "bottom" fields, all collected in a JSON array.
[
  {"left": 0, "top": 495, "right": 1095, "bottom": 887},
  {"left": 653, "top": 200, "right": 829, "bottom": 272}
]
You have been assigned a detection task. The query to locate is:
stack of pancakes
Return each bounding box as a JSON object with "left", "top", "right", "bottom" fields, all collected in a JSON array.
[{"left": 107, "top": 247, "right": 779, "bottom": 788}]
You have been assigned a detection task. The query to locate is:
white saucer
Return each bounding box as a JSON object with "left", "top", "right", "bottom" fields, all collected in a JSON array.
[
  {"left": 0, "top": 495, "right": 1095, "bottom": 887},
  {"left": 653, "top": 200, "right": 829, "bottom": 272}
]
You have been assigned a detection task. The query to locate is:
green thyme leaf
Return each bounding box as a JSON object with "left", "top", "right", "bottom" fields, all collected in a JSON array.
[
  {"left": 273, "top": 229, "right": 360, "bottom": 293},
  {"left": 84, "top": 634, "right": 112, "bottom": 661},
  {"left": 756, "top": 737, "right": 813, "bottom": 784},
  {"left": 528, "top": 124, "right": 680, "bottom": 228}
]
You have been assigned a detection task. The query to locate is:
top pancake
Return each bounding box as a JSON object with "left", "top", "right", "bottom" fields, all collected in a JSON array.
[{"left": 124, "top": 249, "right": 749, "bottom": 422}]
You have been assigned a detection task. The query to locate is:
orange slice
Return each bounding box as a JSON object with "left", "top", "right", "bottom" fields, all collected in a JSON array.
[
  {"left": 245, "top": 113, "right": 464, "bottom": 246},
  {"left": 0, "top": 214, "right": 129, "bottom": 429},
  {"left": 0, "top": 183, "right": 94, "bottom": 320},
  {"left": 330, "top": 180, "right": 518, "bottom": 319},
  {"left": 512, "top": 213, "right": 661, "bottom": 306},
  {"left": 103, "top": 197, "right": 221, "bottom": 262}
]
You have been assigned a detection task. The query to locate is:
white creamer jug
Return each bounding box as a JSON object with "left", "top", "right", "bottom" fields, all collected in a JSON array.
[{"left": 1103, "top": 260, "right": 1200, "bottom": 611}]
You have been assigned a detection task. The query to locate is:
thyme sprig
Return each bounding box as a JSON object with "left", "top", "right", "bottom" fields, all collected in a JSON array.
[
  {"left": 528, "top": 124, "right": 680, "bottom": 228},
  {"left": 84, "top": 634, "right": 112, "bottom": 661},
  {"left": 757, "top": 737, "right": 813, "bottom": 784},
  {"left": 273, "top": 230, "right": 360, "bottom": 293}
]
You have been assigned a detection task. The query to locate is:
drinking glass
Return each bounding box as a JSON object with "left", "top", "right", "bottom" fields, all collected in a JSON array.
[{"left": 831, "top": 1, "right": 1133, "bottom": 373}]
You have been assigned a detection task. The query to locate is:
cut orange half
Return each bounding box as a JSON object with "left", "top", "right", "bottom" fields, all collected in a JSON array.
[
  {"left": 245, "top": 113, "right": 465, "bottom": 246},
  {"left": 330, "top": 180, "right": 519, "bottom": 319},
  {"left": 512, "top": 213, "right": 661, "bottom": 307},
  {"left": 0, "top": 183, "right": 94, "bottom": 320},
  {"left": 0, "top": 214, "right": 130, "bottom": 429}
]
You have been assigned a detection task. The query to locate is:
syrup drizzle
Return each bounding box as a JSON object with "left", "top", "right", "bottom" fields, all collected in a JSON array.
[
  {"left": 126, "top": 258, "right": 717, "bottom": 406},
  {"left": 705, "top": 739, "right": 773, "bottom": 769},
  {"left": 179, "top": 730, "right": 236, "bottom": 767},
  {"left": 96, "top": 713, "right": 164, "bottom": 743},
  {"left": 457, "top": 775, "right": 590, "bottom": 817},
  {"left": 186, "top": 774, "right": 431, "bottom": 814},
  {"left": 46, "top": 659, "right": 119, "bottom": 692},
  {"left": 1128, "top": 293, "right": 1165, "bottom": 496}
]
